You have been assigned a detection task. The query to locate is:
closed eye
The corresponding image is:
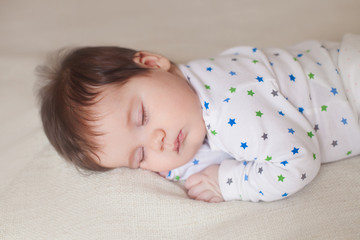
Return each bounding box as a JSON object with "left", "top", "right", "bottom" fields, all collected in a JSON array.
[
  {"left": 142, "top": 103, "right": 148, "bottom": 125},
  {"left": 140, "top": 147, "right": 145, "bottom": 163},
  {"left": 135, "top": 146, "right": 145, "bottom": 167}
]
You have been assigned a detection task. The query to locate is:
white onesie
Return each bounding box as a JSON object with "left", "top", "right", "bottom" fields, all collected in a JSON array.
[{"left": 165, "top": 34, "right": 360, "bottom": 202}]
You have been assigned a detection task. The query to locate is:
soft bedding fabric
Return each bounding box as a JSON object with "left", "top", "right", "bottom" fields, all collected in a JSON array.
[{"left": 1, "top": 0, "right": 359, "bottom": 239}]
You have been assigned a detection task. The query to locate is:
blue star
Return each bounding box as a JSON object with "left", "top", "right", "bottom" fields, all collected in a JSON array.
[
  {"left": 331, "top": 87, "right": 338, "bottom": 96},
  {"left": 280, "top": 161, "right": 288, "bottom": 166},
  {"left": 228, "top": 118, "right": 236, "bottom": 126},
  {"left": 206, "top": 67, "right": 213, "bottom": 72},
  {"left": 243, "top": 161, "right": 248, "bottom": 166},
  {"left": 282, "top": 192, "right": 288, "bottom": 197},
  {"left": 229, "top": 71, "right": 236, "bottom": 76},
  {"left": 291, "top": 147, "right": 299, "bottom": 155},
  {"left": 240, "top": 142, "right": 248, "bottom": 149},
  {"left": 298, "top": 107, "right": 304, "bottom": 114},
  {"left": 223, "top": 98, "right": 230, "bottom": 103},
  {"left": 317, "top": 62, "right": 322, "bottom": 66},
  {"left": 278, "top": 111, "right": 285, "bottom": 116},
  {"left": 289, "top": 74, "right": 296, "bottom": 82},
  {"left": 167, "top": 171, "right": 171, "bottom": 177},
  {"left": 256, "top": 76, "right": 264, "bottom": 82},
  {"left": 244, "top": 174, "right": 249, "bottom": 181},
  {"left": 297, "top": 53, "right": 303, "bottom": 58},
  {"left": 252, "top": 48, "right": 257, "bottom": 53},
  {"left": 259, "top": 190, "right": 264, "bottom": 196},
  {"left": 341, "top": 117, "right": 348, "bottom": 125},
  {"left": 288, "top": 128, "right": 295, "bottom": 134},
  {"left": 204, "top": 101, "right": 209, "bottom": 110},
  {"left": 270, "top": 61, "right": 274, "bottom": 66},
  {"left": 193, "top": 159, "right": 199, "bottom": 165}
]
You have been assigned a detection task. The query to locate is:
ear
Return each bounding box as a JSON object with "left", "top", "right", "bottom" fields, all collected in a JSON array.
[{"left": 133, "top": 51, "right": 171, "bottom": 71}]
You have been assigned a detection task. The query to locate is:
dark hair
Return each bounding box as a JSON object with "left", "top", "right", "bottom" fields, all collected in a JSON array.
[{"left": 36, "top": 47, "right": 151, "bottom": 171}]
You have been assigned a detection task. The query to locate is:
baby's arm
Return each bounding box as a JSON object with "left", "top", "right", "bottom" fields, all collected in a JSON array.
[
  {"left": 185, "top": 164, "right": 223, "bottom": 203},
  {"left": 185, "top": 144, "right": 320, "bottom": 203}
]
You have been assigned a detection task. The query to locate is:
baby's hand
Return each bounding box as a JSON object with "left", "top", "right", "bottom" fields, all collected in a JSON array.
[{"left": 185, "top": 164, "right": 224, "bottom": 203}]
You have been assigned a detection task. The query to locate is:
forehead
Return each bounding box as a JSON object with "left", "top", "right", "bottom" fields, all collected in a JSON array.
[{"left": 91, "top": 83, "right": 134, "bottom": 168}]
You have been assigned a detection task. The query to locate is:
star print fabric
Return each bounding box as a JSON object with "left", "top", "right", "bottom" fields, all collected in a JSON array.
[
  {"left": 169, "top": 35, "right": 360, "bottom": 202},
  {"left": 165, "top": 140, "right": 230, "bottom": 181},
  {"left": 338, "top": 34, "right": 360, "bottom": 122}
]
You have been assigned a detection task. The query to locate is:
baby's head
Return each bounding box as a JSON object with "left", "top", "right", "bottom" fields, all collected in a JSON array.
[{"left": 37, "top": 47, "right": 206, "bottom": 173}]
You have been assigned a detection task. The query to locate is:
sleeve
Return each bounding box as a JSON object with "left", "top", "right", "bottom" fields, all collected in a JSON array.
[{"left": 212, "top": 77, "right": 321, "bottom": 202}]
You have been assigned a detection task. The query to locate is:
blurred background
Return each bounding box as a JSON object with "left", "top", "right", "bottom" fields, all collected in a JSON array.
[{"left": 1, "top": 0, "right": 359, "bottom": 61}]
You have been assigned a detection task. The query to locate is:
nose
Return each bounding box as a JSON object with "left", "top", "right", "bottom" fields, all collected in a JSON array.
[
  {"left": 149, "top": 129, "right": 165, "bottom": 151},
  {"left": 149, "top": 129, "right": 173, "bottom": 152}
]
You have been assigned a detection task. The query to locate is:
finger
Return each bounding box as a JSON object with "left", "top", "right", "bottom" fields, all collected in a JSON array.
[
  {"left": 209, "top": 196, "right": 224, "bottom": 203},
  {"left": 184, "top": 173, "right": 203, "bottom": 190},
  {"left": 187, "top": 182, "right": 206, "bottom": 199},
  {"left": 195, "top": 189, "right": 218, "bottom": 202}
]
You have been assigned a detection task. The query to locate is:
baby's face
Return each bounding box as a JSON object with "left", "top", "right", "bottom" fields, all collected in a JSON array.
[{"left": 93, "top": 66, "right": 206, "bottom": 173}]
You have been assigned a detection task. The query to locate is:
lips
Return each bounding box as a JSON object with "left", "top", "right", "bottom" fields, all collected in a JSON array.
[{"left": 173, "top": 130, "right": 184, "bottom": 153}]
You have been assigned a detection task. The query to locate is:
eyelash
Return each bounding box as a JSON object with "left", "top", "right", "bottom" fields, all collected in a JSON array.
[
  {"left": 142, "top": 104, "right": 148, "bottom": 125},
  {"left": 139, "top": 104, "right": 148, "bottom": 163},
  {"left": 140, "top": 147, "right": 145, "bottom": 163}
]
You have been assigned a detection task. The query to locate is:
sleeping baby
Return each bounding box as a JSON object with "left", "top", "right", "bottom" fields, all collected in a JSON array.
[{"left": 37, "top": 34, "right": 360, "bottom": 203}]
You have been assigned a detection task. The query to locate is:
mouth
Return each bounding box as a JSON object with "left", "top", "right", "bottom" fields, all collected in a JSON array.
[{"left": 173, "top": 130, "right": 184, "bottom": 153}]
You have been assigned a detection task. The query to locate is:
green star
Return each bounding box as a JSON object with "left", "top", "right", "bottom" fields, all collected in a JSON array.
[
  {"left": 308, "top": 72, "right": 315, "bottom": 79},
  {"left": 229, "top": 87, "right": 236, "bottom": 93},
  {"left": 307, "top": 131, "right": 314, "bottom": 138},
  {"left": 321, "top": 105, "right": 328, "bottom": 111},
  {"left": 175, "top": 176, "right": 180, "bottom": 181},
  {"left": 313, "top": 153, "right": 317, "bottom": 160},
  {"left": 346, "top": 150, "right": 352, "bottom": 156},
  {"left": 265, "top": 156, "right": 272, "bottom": 161},
  {"left": 306, "top": 49, "right": 311, "bottom": 53},
  {"left": 252, "top": 59, "right": 258, "bottom": 64},
  {"left": 209, "top": 58, "right": 215, "bottom": 61},
  {"left": 256, "top": 110, "right": 263, "bottom": 117},
  {"left": 278, "top": 174, "right": 285, "bottom": 182},
  {"left": 205, "top": 84, "right": 211, "bottom": 90},
  {"left": 247, "top": 90, "right": 255, "bottom": 96},
  {"left": 293, "top": 57, "right": 298, "bottom": 61},
  {"left": 211, "top": 130, "right": 218, "bottom": 135}
]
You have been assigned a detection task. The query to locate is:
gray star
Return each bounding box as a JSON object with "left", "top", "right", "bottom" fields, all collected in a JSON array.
[
  {"left": 271, "top": 90, "right": 278, "bottom": 97},
  {"left": 301, "top": 173, "right": 307, "bottom": 180},
  {"left": 207, "top": 124, "right": 211, "bottom": 130},
  {"left": 232, "top": 58, "right": 238, "bottom": 61},
  {"left": 274, "top": 53, "right": 280, "bottom": 56},
  {"left": 258, "top": 167, "right": 263, "bottom": 174},
  {"left": 261, "top": 133, "right": 268, "bottom": 140},
  {"left": 331, "top": 140, "right": 338, "bottom": 147},
  {"left": 314, "top": 124, "right": 319, "bottom": 132},
  {"left": 226, "top": 178, "right": 233, "bottom": 185}
]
